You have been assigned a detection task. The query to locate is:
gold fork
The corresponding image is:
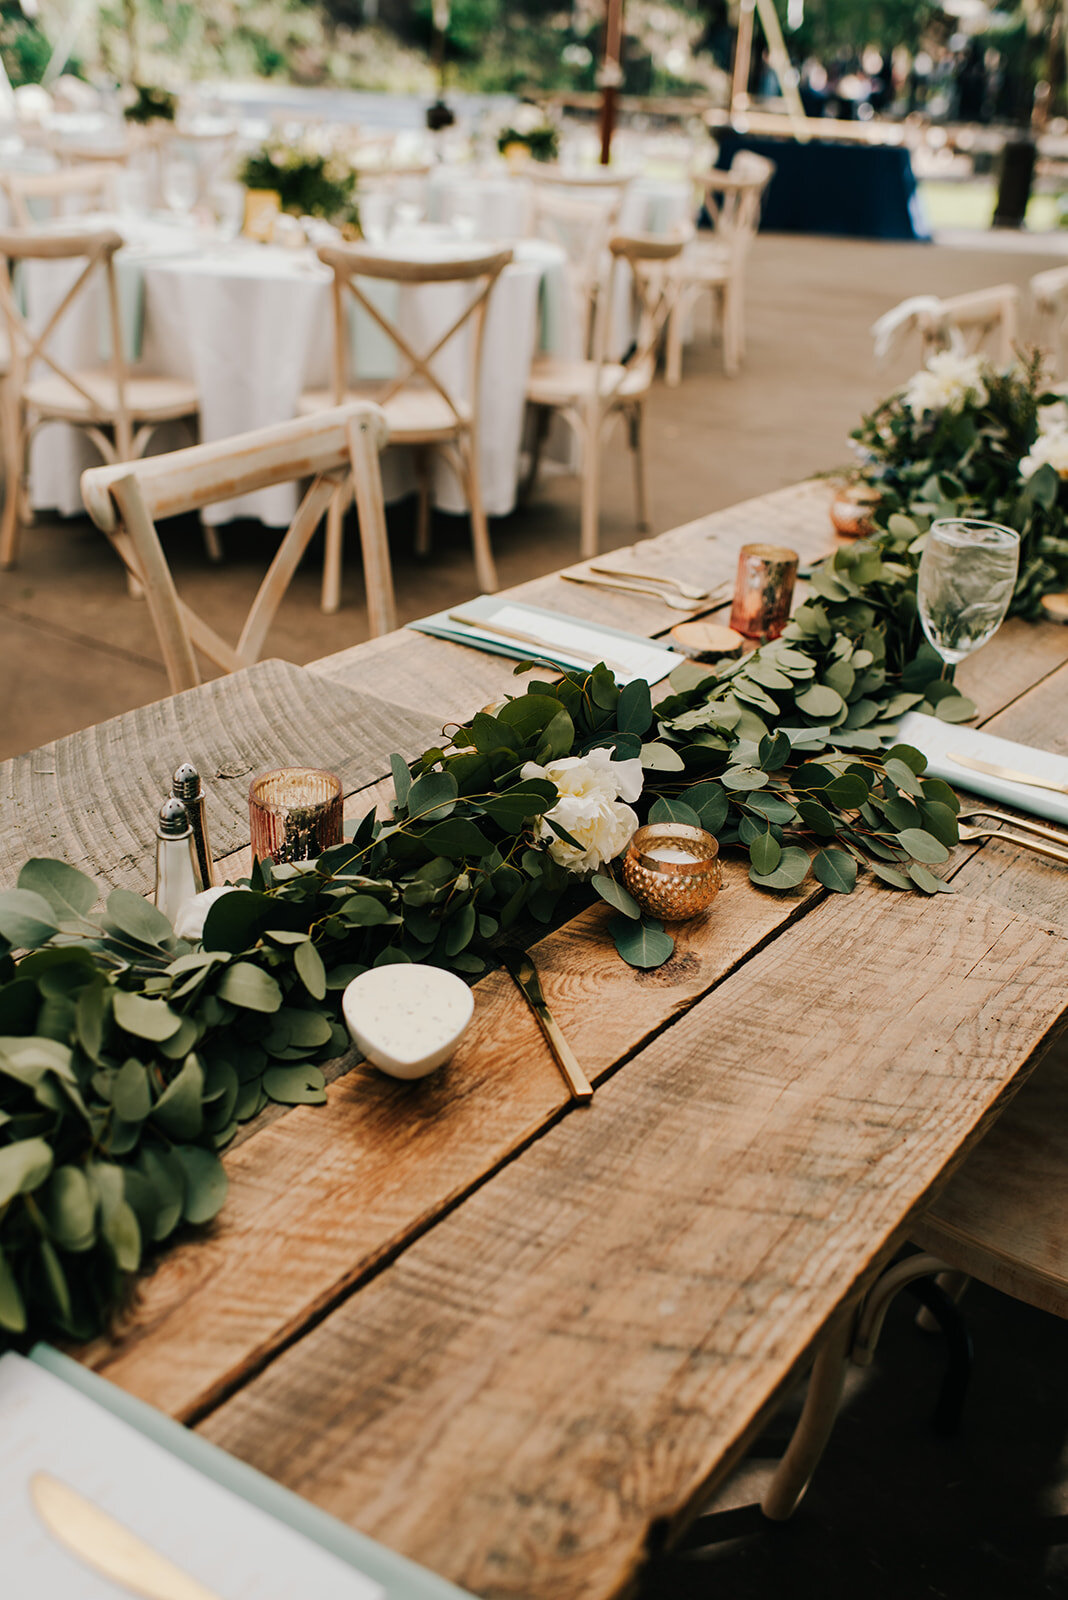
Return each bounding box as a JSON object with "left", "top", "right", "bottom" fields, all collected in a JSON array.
[{"left": 958, "top": 807, "right": 1068, "bottom": 865}]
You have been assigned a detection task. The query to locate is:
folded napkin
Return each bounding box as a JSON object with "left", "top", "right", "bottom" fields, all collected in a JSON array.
[
  {"left": 897, "top": 711, "right": 1068, "bottom": 828},
  {"left": 410, "top": 597, "right": 681, "bottom": 688}
]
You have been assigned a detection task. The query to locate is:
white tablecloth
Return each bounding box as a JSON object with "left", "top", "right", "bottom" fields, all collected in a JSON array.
[{"left": 23, "top": 221, "right": 571, "bottom": 526}]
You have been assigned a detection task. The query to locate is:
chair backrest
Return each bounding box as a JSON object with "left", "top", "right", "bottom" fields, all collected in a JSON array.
[
  {"left": 700, "top": 153, "right": 775, "bottom": 247},
  {"left": 920, "top": 284, "right": 1020, "bottom": 363},
  {"left": 81, "top": 403, "right": 393, "bottom": 694},
  {"left": 317, "top": 241, "right": 514, "bottom": 428},
  {"left": 1031, "top": 265, "right": 1068, "bottom": 378},
  {"left": 529, "top": 186, "right": 620, "bottom": 355},
  {"left": 0, "top": 161, "right": 121, "bottom": 226},
  {"left": 0, "top": 226, "right": 132, "bottom": 428},
  {"left": 590, "top": 232, "right": 684, "bottom": 399}
]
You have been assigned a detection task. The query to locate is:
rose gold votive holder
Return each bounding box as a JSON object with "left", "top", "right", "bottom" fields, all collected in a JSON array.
[
  {"left": 729, "top": 543, "right": 799, "bottom": 641},
  {"left": 248, "top": 767, "right": 344, "bottom": 865},
  {"left": 622, "top": 823, "right": 722, "bottom": 922}
]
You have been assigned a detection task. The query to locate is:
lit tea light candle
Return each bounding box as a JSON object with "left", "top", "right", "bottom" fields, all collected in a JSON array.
[
  {"left": 248, "top": 767, "right": 344, "bottom": 865},
  {"left": 622, "top": 823, "right": 722, "bottom": 922}
]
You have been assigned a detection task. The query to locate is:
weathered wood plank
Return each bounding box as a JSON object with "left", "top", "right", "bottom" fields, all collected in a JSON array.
[
  {"left": 82, "top": 860, "right": 823, "bottom": 1420},
  {"left": 0, "top": 660, "right": 441, "bottom": 894},
  {"left": 196, "top": 888, "right": 1068, "bottom": 1600}
]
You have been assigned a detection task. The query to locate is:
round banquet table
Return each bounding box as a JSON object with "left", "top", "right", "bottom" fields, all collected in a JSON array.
[{"left": 23, "top": 220, "right": 573, "bottom": 528}]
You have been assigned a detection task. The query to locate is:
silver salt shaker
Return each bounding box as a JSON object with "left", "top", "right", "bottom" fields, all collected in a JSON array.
[
  {"left": 154, "top": 797, "right": 198, "bottom": 928},
  {"left": 172, "top": 762, "right": 215, "bottom": 892}
]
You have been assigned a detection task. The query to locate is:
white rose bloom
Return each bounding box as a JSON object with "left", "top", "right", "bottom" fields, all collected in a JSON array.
[
  {"left": 522, "top": 747, "right": 642, "bottom": 875},
  {"left": 173, "top": 885, "right": 237, "bottom": 942},
  {"left": 902, "top": 349, "right": 989, "bottom": 419},
  {"left": 1020, "top": 427, "right": 1068, "bottom": 481}
]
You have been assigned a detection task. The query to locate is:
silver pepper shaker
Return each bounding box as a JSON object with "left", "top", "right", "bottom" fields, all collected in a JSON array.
[
  {"left": 172, "top": 762, "right": 215, "bottom": 891},
  {"left": 155, "top": 797, "right": 198, "bottom": 928}
]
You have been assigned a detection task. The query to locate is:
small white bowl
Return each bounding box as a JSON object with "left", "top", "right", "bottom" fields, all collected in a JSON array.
[{"left": 342, "top": 965, "right": 475, "bottom": 1080}]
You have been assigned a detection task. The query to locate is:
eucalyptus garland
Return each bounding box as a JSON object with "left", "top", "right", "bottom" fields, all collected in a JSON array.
[
  {"left": 851, "top": 347, "right": 1068, "bottom": 618},
  {"left": 0, "top": 516, "right": 984, "bottom": 1347}
]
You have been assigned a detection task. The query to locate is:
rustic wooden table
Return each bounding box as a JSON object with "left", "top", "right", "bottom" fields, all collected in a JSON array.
[{"left": 4, "top": 480, "right": 1067, "bottom": 1600}]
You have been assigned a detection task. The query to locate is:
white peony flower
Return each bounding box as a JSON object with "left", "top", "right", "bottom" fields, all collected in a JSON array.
[
  {"left": 522, "top": 747, "right": 642, "bottom": 875},
  {"left": 1020, "top": 427, "right": 1068, "bottom": 481},
  {"left": 902, "top": 349, "right": 989, "bottom": 419},
  {"left": 173, "top": 885, "right": 237, "bottom": 942}
]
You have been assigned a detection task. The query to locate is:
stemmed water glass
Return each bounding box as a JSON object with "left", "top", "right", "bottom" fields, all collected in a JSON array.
[{"left": 916, "top": 518, "right": 1020, "bottom": 681}]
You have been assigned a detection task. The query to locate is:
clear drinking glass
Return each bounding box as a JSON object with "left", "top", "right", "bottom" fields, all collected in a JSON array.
[{"left": 917, "top": 518, "right": 1020, "bottom": 678}]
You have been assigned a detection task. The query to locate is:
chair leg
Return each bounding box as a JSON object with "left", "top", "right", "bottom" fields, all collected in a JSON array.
[
  {"left": 761, "top": 1307, "right": 853, "bottom": 1521},
  {"left": 665, "top": 297, "right": 684, "bottom": 388},
  {"left": 321, "top": 484, "right": 347, "bottom": 614},
  {"left": 626, "top": 405, "right": 649, "bottom": 533},
  {"left": 723, "top": 281, "right": 742, "bottom": 378},
  {"left": 579, "top": 414, "right": 602, "bottom": 561},
  {"left": 1, "top": 414, "right": 27, "bottom": 570},
  {"left": 201, "top": 521, "right": 224, "bottom": 564},
  {"left": 414, "top": 448, "right": 431, "bottom": 558},
  {"left": 520, "top": 405, "right": 551, "bottom": 503},
  {"left": 461, "top": 435, "right": 498, "bottom": 595}
]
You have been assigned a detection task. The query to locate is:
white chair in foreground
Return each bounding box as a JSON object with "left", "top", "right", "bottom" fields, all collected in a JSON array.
[
  {"left": 524, "top": 232, "right": 683, "bottom": 558},
  {"left": 872, "top": 284, "right": 1021, "bottom": 366},
  {"left": 1030, "top": 265, "right": 1068, "bottom": 381},
  {"left": 81, "top": 403, "right": 393, "bottom": 695},
  {"left": 302, "top": 241, "right": 513, "bottom": 610},
  {"left": 759, "top": 1033, "right": 1068, "bottom": 1521},
  {"left": 0, "top": 226, "right": 199, "bottom": 570},
  {"left": 664, "top": 152, "right": 774, "bottom": 385}
]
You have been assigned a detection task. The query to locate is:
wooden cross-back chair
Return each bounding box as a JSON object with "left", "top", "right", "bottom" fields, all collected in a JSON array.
[
  {"left": 529, "top": 186, "right": 621, "bottom": 358},
  {"left": 873, "top": 285, "right": 1021, "bottom": 367},
  {"left": 755, "top": 1029, "right": 1068, "bottom": 1524},
  {"left": 80, "top": 403, "right": 393, "bottom": 695},
  {"left": 0, "top": 161, "right": 122, "bottom": 227},
  {"left": 524, "top": 231, "right": 683, "bottom": 558},
  {"left": 301, "top": 241, "right": 513, "bottom": 610},
  {"left": 0, "top": 226, "right": 200, "bottom": 570},
  {"left": 1030, "top": 265, "right": 1068, "bottom": 383},
  {"left": 664, "top": 152, "right": 775, "bottom": 386}
]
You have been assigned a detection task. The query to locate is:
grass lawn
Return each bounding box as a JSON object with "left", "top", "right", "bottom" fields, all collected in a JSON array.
[{"left": 919, "top": 178, "right": 1062, "bottom": 233}]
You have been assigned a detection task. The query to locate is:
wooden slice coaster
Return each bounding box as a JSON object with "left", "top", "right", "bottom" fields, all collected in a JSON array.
[
  {"left": 670, "top": 621, "right": 747, "bottom": 661},
  {"left": 1040, "top": 592, "right": 1068, "bottom": 625}
]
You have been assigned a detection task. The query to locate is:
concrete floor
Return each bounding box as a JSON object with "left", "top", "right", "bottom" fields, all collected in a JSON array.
[{"left": 1, "top": 230, "right": 1066, "bottom": 1598}]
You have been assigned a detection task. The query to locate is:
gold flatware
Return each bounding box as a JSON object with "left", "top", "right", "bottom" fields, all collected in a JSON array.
[
  {"left": 499, "top": 946, "right": 593, "bottom": 1104},
  {"left": 957, "top": 808, "right": 1068, "bottom": 865},
  {"left": 30, "top": 1473, "right": 221, "bottom": 1600},
  {"left": 562, "top": 572, "right": 698, "bottom": 611},
  {"left": 948, "top": 750, "right": 1068, "bottom": 798},
  {"left": 447, "top": 611, "right": 627, "bottom": 674},
  {"left": 589, "top": 563, "right": 710, "bottom": 601}
]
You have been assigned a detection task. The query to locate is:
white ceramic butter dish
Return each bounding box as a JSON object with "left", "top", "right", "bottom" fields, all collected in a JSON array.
[{"left": 342, "top": 965, "right": 475, "bottom": 1079}]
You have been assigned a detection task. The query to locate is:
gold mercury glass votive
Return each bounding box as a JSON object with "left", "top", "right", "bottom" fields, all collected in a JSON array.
[
  {"left": 622, "top": 824, "right": 722, "bottom": 922},
  {"left": 249, "top": 767, "right": 343, "bottom": 865}
]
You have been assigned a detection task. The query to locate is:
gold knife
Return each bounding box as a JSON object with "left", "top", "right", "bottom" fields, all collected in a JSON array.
[
  {"left": 31, "top": 1473, "right": 222, "bottom": 1600},
  {"left": 499, "top": 946, "right": 593, "bottom": 1104},
  {"left": 948, "top": 750, "right": 1068, "bottom": 798}
]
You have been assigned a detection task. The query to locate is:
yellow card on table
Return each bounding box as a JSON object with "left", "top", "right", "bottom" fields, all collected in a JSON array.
[{"left": 243, "top": 188, "right": 281, "bottom": 242}]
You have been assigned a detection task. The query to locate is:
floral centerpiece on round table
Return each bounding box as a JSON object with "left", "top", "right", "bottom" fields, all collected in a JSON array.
[
  {"left": 849, "top": 346, "right": 1068, "bottom": 619},
  {"left": 497, "top": 105, "right": 560, "bottom": 166},
  {"left": 239, "top": 134, "right": 360, "bottom": 233}
]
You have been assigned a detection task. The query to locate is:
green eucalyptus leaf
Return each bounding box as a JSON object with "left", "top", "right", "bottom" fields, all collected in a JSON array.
[
  {"left": 217, "top": 962, "right": 283, "bottom": 1013},
  {"left": 908, "top": 862, "right": 950, "bottom": 894},
  {"left": 112, "top": 1059, "right": 152, "bottom": 1123},
  {"left": 640, "top": 742, "right": 686, "bottom": 772},
  {"left": 0, "top": 889, "right": 59, "bottom": 948},
  {"left": 649, "top": 798, "right": 702, "bottom": 828},
  {"left": 263, "top": 1063, "right": 328, "bottom": 1106},
  {"left": 406, "top": 769, "right": 459, "bottom": 822},
  {"left": 749, "top": 846, "right": 812, "bottom": 890},
  {"left": 796, "top": 684, "right": 844, "bottom": 719},
  {"left": 103, "top": 888, "right": 175, "bottom": 949},
  {"left": 617, "top": 678, "right": 653, "bottom": 734},
  {"left": 870, "top": 861, "right": 913, "bottom": 890},
  {"left": 390, "top": 752, "right": 412, "bottom": 805},
  {"left": 294, "top": 939, "right": 327, "bottom": 1000},
  {"left": 113, "top": 990, "right": 183, "bottom": 1042},
  {"left": 173, "top": 1145, "right": 229, "bottom": 1224},
  {"left": 609, "top": 915, "right": 675, "bottom": 970},
  {"left": 749, "top": 831, "right": 781, "bottom": 875},
  {"left": 591, "top": 875, "right": 641, "bottom": 919},
  {"left": 43, "top": 1165, "right": 97, "bottom": 1252},
  {"left": 897, "top": 828, "right": 951, "bottom": 864},
  {"left": 813, "top": 847, "right": 858, "bottom": 893},
  {"left": 17, "top": 859, "right": 98, "bottom": 924},
  {"left": 0, "top": 1135, "right": 53, "bottom": 1205},
  {"left": 151, "top": 1054, "right": 204, "bottom": 1140},
  {"left": 0, "top": 1246, "right": 26, "bottom": 1332}
]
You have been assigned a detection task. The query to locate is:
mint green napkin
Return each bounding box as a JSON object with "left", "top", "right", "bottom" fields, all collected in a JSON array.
[{"left": 30, "top": 1344, "right": 474, "bottom": 1600}]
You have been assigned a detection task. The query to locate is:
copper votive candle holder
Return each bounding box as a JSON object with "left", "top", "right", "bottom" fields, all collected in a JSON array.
[
  {"left": 729, "top": 543, "right": 799, "bottom": 641},
  {"left": 622, "top": 823, "right": 722, "bottom": 922},
  {"left": 248, "top": 767, "right": 343, "bottom": 864}
]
